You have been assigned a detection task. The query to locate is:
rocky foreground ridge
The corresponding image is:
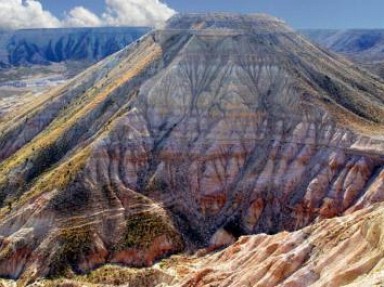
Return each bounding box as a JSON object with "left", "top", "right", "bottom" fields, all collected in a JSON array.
[{"left": 0, "top": 13, "right": 384, "bottom": 286}]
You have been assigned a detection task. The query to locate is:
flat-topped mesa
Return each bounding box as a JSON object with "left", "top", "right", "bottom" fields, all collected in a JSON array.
[
  {"left": 1, "top": 11, "right": 384, "bottom": 284},
  {"left": 165, "top": 13, "right": 291, "bottom": 32}
]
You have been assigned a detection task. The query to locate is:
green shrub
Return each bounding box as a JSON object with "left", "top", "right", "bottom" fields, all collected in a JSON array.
[
  {"left": 48, "top": 227, "right": 93, "bottom": 278},
  {"left": 117, "top": 212, "right": 181, "bottom": 250}
]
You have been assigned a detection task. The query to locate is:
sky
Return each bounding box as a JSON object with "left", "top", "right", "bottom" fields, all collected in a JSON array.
[{"left": 0, "top": 0, "right": 383, "bottom": 30}]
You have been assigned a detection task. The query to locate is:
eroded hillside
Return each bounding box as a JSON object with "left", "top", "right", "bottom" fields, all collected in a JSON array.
[
  {"left": 34, "top": 201, "right": 384, "bottom": 287},
  {"left": 0, "top": 13, "right": 384, "bottom": 286}
]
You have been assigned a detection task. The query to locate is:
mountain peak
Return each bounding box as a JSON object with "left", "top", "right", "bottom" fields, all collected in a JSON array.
[
  {"left": 165, "top": 12, "right": 289, "bottom": 32},
  {"left": 1, "top": 11, "right": 384, "bottom": 285}
]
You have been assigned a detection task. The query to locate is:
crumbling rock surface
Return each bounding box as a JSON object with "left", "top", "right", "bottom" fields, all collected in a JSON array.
[
  {"left": 176, "top": 202, "right": 384, "bottom": 287},
  {"left": 0, "top": 13, "right": 383, "bottom": 286},
  {"left": 19, "top": 202, "right": 384, "bottom": 287}
]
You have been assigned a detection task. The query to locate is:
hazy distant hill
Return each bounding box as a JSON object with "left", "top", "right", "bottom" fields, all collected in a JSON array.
[
  {"left": 301, "top": 29, "right": 384, "bottom": 58},
  {"left": 302, "top": 29, "right": 384, "bottom": 77},
  {"left": 0, "top": 27, "right": 150, "bottom": 122},
  {"left": 1, "top": 13, "right": 384, "bottom": 286},
  {"left": 0, "top": 27, "right": 149, "bottom": 68}
]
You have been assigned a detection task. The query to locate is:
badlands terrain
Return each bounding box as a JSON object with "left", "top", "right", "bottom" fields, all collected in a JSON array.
[
  {"left": 0, "top": 13, "right": 384, "bottom": 286},
  {"left": 0, "top": 27, "right": 148, "bottom": 134}
]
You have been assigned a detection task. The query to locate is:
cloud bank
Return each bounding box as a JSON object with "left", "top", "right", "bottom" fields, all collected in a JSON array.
[
  {"left": 100, "top": 0, "right": 176, "bottom": 27},
  {"left": 0, "top": 0, "right": 61, "bottom": 29},
  {"left": 63, "top": 6, "right": 102, "bottom": 28},
  {"left": 0, "top": 0, "right": 176, "bottom": 29}
]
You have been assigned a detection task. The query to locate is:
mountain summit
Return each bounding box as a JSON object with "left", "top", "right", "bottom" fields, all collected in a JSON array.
[
  {"left": 166, "top": 13, "right": 288, "bottom": 30},
  {"left": 0, "top": 13, "right": 384, "bottom": 286}
]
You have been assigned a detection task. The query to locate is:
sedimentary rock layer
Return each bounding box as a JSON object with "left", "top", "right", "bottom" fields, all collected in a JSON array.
[{"left": 0, "top": 13, "right": 383, "bottom": 286}]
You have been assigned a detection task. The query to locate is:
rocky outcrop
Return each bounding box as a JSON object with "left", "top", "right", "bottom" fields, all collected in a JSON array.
[
  {"left": 0, "top": 13, "right": 383, "bottom": 285},
  {"left": 176, "top": 202, "right": 384, "bottom": 287},
  {"left": 25, "top": 202, "right": 384, "bottom": 286}
]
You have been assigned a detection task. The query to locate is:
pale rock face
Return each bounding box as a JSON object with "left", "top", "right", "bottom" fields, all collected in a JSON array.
[
  {"left": 24, "top": 202, "right": 384, "bottom": 286},
  {"left": 110, "top": 203, "right": 378, "bottom": 287},
  {"left": 0, "top": 13, "right": 383, "bottom": 285},
  {"left": 209, "top": 228, "right": 236, "bottom": 250}
]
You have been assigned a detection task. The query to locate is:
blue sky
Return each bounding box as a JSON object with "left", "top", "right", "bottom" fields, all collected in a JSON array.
[
  {"left": 38, "top": 0, "right": 384, "bottom": 29},
  {"left": 1, "top": 0, "right": 383, "bottom": 30}
]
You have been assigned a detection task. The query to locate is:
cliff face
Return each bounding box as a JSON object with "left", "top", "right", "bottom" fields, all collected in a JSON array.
[
  {"left": 0, "top": 27, "right": 149, "bottom": 68},
  {"left": 0, "top": 13, "right": 384, "bottom": 286}
]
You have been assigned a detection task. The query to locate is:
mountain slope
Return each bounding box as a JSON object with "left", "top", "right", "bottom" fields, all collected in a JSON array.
[
  {"left": 0, "top": 13, "right": 384, "bottom": 286},
  {"left": 176, "top": 201, "right": 384, "bottom": 287},
  {"left": 0, "top": 27, "right": 149, "bottom": 119},
  {"left": 21, "top": 202, "right": 384, "bottom": 286},
  {"left": 301, "top": 29, "right": 384, "bottom": 61},
  {"left": 301, "top": 29, "right": 384, "bottom": 78}
]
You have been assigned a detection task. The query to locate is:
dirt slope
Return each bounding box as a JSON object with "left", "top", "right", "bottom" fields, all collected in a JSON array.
[{"left": 0, "top": 13, "right": 383, "bottom": 286}]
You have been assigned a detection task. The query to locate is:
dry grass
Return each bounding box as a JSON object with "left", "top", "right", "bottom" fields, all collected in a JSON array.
[{"left": 0, "top": 39, "right": 162, "bottom": 196}]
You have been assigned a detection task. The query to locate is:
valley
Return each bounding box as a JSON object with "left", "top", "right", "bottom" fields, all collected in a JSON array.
[{"left": 0, "top": 13, "right": 383, "bottom": 287}]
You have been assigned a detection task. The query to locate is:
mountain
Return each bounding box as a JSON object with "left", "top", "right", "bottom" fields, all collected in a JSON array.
[
  {"left": 302, "top": 29, "right": 384, "bottom": 78},
  {"left": 0, "top": 27, "right": 149, "bottom": 139},
  {"left": 0, "top": 27, "right": 149, "bottom": 68},
  {"left": 0, "top": 13, "right": 384, "bottom": 286}
]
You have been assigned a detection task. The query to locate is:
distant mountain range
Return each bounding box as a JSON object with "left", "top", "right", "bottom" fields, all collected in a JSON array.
[
  {"left": 2, "top": 27, "right": 384, "bottom": 78},
  {"left": 0, "top": 27, "right": 149, "bottom": 68},
  {"left": 1, "top": 13, "right": 384, "bottom": 286},
  {"left": 302, "top": 29, "right": 384, "bottom": 77}
]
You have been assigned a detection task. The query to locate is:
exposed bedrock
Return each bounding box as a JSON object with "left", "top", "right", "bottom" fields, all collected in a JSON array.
[
  {"left": 90, "top": 108, "right": 384, "bottom": 247},
  {"left": 0, "top": 13, "right": 383, "bottom": 284},
  {"left": 176, "top": 202, "right": 384, "bottom": 287}
]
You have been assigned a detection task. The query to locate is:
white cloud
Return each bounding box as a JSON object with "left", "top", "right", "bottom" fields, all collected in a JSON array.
[
  {"left": 63, "top": 6, "right": 102, "bottom": 27},
  {"left": 0, "top": 0, "right": 176, "bottom": 29},
  {"left": 101, "top": 0, "right": 176, "bottom": 27},
  {"left": 0, "top": 0, "right": 61, "bottom": 29}
]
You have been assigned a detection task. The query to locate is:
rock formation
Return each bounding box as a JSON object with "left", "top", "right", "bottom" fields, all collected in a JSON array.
[
  {"left": 0, "top": 13, "right": 383, "bottom": 286},
  {"left": 19, "top": 202, "right": 384, "bottom": 286}
]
